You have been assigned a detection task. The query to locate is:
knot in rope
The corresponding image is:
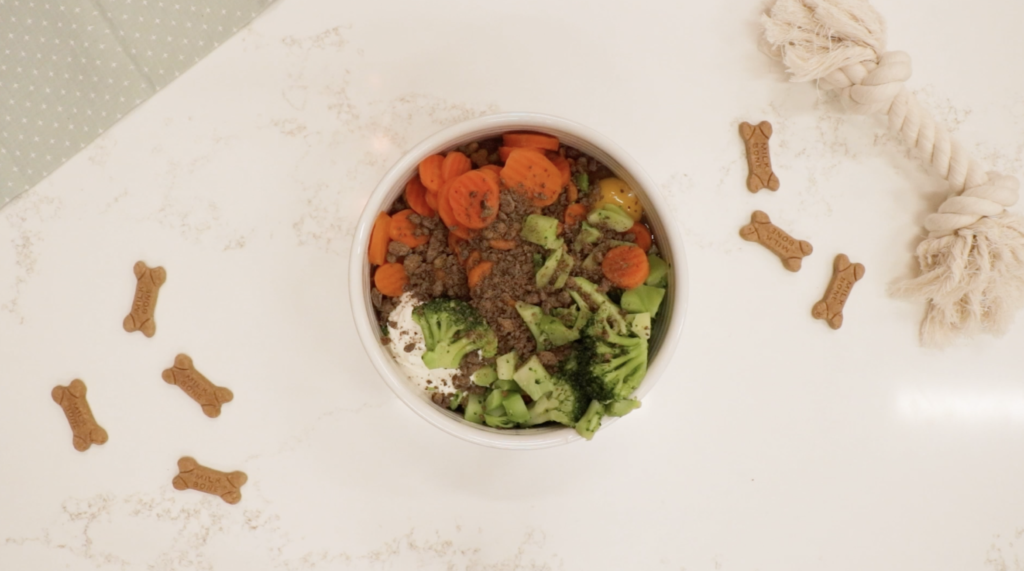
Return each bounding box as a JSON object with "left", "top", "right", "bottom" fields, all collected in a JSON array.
[
  {"left": 926, "top": 172, "right": 1020, "bottom": 236},
  {"left": 821, "top": 51, "right": 912, "bottom": 115}
]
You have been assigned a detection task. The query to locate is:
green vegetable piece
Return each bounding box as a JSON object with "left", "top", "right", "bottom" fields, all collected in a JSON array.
[
  {"left": 573, "top": 222, "right": 602, "bottom": 252},
  {"left": 413, "top": 298, "right": 498, "bottom": 369},
  {"left": 484, "top": 388, "right": 505, "bottom": 412},
  {"left": 493, "top": 378, "right": 519, "bottom": 392},
  {"left": 536, "top": 247, "right": 563, "bottom": 290},
  {"left": 449, "top": 392, "right": 463, "bottom": 410},
  {"left": 626, "top": 312, "right": 652, "bottom": 340},
  {"left": 512, "top": 355, "right": 556, "bottom": 400},
  {"left": 472, "top": 366, "right": 497, "bottom": 387},
  {"left": 502, "top": 392, "right": 530, "bottom": 423},
  {"left": 606, "top": 398, "right": 641, "bottom": 417},
  {"left": 646, "top": 253, "right": 669, "bottom": 287},
  {"left": 575, "top": 400, "right": 606, "bottom": 440},
  {"left": 586, "top": 204, "right": 634, "bottom": 232},
  {"left": 573, "top": 172, "right": 590, "bottom": 194},
  {"left": 540, "top": 318, "right": 579, "bottom": 348},
  {"left": 532, "top": 253, "right": 544, "bottom": 271},
  {"left": 484, "top": 413, "right": 517, "bottom": 429},
  {"left": 496, "top": 351, "right": 517, "bottom": 381},
  {"left": 521, "top": 214, "right": 561, "bottom": 249},
  {"left": 516, "top": 301, "right": 578, "bottom": 350},
  {"left": 621, "top": 285, "right": 666, "bottom": 318},
  {"left": 464, "top": 394, "right": 485, "bottom": 424},
  {"left": 526, "top": 375, "right": 588, "bottom": 427}
]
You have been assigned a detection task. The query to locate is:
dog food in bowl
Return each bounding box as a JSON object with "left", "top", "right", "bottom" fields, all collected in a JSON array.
[{"left": 366, "top": 131, "right": 670, "bottom": 440}]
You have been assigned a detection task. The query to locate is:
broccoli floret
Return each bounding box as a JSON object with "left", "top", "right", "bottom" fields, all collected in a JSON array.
[
  {"left": 560, "top": 285, "right": 649, "bottom": 404},
  {"left": 569, "top": 278, "right": 629, "bottom": 336},
  {"left": 412, "top": 298, "right": 498, "bottom": 370},
  {"left": 575, "top": 400, "right": 605, "bottom": 440},
  {"left": 525, "top": 375, "right": 588, "bottom": 427}
]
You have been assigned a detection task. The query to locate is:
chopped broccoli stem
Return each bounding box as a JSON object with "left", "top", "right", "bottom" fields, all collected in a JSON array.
[
  {"left": 573, "top": 172, "right": 590, "bottom": 194},
  {"left": 526, "top": 375, "right": 588, "bottom": 427},
  {"left": 484, "top": 413, "right": 517, "bottom": 429},
  {"left": 575, "top": 400, "right": 605, "bottom": 440},
  {"left": 645, "top": 253, "right": 669, "bottom": 287},
  {"left": 484, "top": 388, "right": 506, "bottom": 412},
  {"left": 496, "top": 351, "right": 517, "bottom": 380},
  {"left": 606, "top": 398, "right": 641, "bottom": 417},
  {"left": 472, "top": 366, "right": 497, "bottom": 387},
  {"left": 502, "top": 393, "right": 530, "bottom": 423},
  {"left": 448, "top": 392, "right": 464, "bottom": 410},
  {"left": 621, "top": 285, "right": 665, "bottom": 318},
  {"left": 512, "top": 355, "right": 556, "bottom": 400},
  {"left": 464, "top": 394, "right": 485, "bottom": 424},
  {"left": 493, "top": 378, "right": 519, "bottom": 392}
]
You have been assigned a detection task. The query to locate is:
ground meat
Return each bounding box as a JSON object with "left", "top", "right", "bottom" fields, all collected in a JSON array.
[
  {"left": 371, "top": 288, "right": 383, "bottom": 310},
  {"left": 388, "top": 241, "right": 411, "bottom": 257},
  {"left": 538, "top": 351, "right": 558, "bottom": 366}
]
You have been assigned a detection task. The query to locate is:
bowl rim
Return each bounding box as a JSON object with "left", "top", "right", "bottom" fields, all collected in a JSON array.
[{"left": 348, "top": 112, "right": 689, "bottom": 450}]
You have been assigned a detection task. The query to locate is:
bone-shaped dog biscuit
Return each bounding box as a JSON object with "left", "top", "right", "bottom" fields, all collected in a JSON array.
[
  {"left": 172, "top": 457, "right": 247, "bottom": 504},
  {"left": 812, "top": 254, "right": 865, "bottom": 330},
  {"left": 162, "top": 354, "right": 234, "bottom": 418},
  {"left": 740, "top": 121, "right": 779, "bottom": 193},
  {"left": 123, "top": 261, "right": 166, "bottom": 337},
  {"left": 740, "top": 210, "right": 813, "bottom": 271},
  {"left": 52, "top": 379, "right": 108, "bottom": 452}
]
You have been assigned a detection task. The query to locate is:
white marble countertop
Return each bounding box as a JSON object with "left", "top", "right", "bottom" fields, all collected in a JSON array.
[{"left": 3, "top": 1, "right": 1024, "bottom": 569}]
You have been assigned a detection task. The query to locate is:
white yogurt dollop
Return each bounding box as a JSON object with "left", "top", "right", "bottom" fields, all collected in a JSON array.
[{"left": 386, "top": 292, "right": 460, "bottom": 394}]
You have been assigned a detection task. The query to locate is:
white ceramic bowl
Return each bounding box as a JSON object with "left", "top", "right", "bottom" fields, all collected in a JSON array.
[{"left": 349, "top": 112, "right": 688, "bottom": 449}]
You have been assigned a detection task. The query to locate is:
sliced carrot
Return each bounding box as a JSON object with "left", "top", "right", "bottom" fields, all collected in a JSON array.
[
  {"left": 503, "top": 132, "right": 559, "bottom": 152},
  {"left": 480, "top": 164, "right": 503, "bottom": 176},
  {"left": 448, "top": 170, "right": 500, "bottom": 230},
  {"left": 437, "top": 179, "right": 474, "bottom": 239},
  {"left": 500, "top": 149, "right": 563, "bottom": 207},
  {"left": 564, "top": 203, "right": 587, "bottom": 227},
  {"left": 449, "top": 233, "right": 466, "bottom": 264},
  {"left": 478, "top": 166, "right": 501, "bottom": 189},
  {"left": 425, "top": 189, "right": 438, "bottom": 211},
  {"left": 546, "top": 152, "right": 571, "bottom": 188},
  {"left": 499, "top": 146, "right": 542, "bottom": 163},
  {"left": 601, "top": 245, "right": 650, "bottom": 289},
  {"left": 441, "top": 151, "right": 472, "bottom": 182},
  {"left": 374, "top": 262, "right": 409, "bottom": 297},
  {"left": 368, "top": 212, "right": 392, "bottom": 266},
  {"left": 623, "top": 221, "right": 653, "bottom": 252},
  {"left": 389, "top": 209, "right": 429, "bottom": 248},
  {"left": 566, "top": 180, "right": 579, "bottom": 203},
  {"left": 468, "top": 260, "right": 493, "bottom": 289},
  {"left": 488, "top": 239, "right": 517, "bottom": 250},
  {"left": 465, "top": 250, "right": 481, "bottom": 270},
  {"left": 405, "top": 176, "right": 435, "bottom": 217},
  {"left": 418, "top": 154, "right": 445, "bottom": 192}
]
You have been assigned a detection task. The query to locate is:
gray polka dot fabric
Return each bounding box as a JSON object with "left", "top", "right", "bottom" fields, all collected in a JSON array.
[{"left": 0, "top": 0, "right": 273, "bottom": 207}]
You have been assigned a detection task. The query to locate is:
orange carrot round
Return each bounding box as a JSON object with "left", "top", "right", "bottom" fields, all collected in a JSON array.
[
  {"left": 424, "top": 189, "right": 438, "bottom": 211},
  {"left": 368, "top": 212, "right": 392, "bottom": 266},
  {"left": 601, "top": 245, "right": 650, "bottom": 289},
  {"left": 405, "top": 176, "right": 435, "bottom": 217},
  {"left": 389, "top": 209, "right": 429, "bottom": 248},
  {"left": 499, "top": 146, "right": 542, "bottom": 163},
  {"left": 566, "top": 180, "right": 579, "bottom": 203},
  {"left": 488, "top": 239, "right": 517, "bottom": 250},
  {"left": 500, "top": 149, "right": 562, "bottom": 207},
  {"left": 468, "top": 260, "right": 493, "bottom": 289},
  {"left": 448, "top": 233, "right": 466, "bottom": 264},
  {"left": 465, "top": 250, "right": 481, "bottom": 270},
  {"left": 441, "top": 151, "right": 472, "bottom": 182},
  {"left": 374, "top": 263, "right": 409, "bottom": 297},
  {"left": 437, "top": 179, "right": 474, "bottom": 239},
  {"left": 418, "top": 154, "right": 445, "bottom": 192},
  {"left": 503, "top": 132, "right": 559, "bottom": 152},
  {"left": 448, "top": 170, "right": 500, "bottom": 230},
  {"left": 623, "top": 222, "right": 653, "bottom": 252},
  {"left": 564, "top": 203, "right": 587, "bottom": 227},
  {"left": 546, "top": 152, "right": 571, "bottom": 188},
  {"left": 480, "top": 164, "right": 503, "bottom": 176},
  {"left": 478, "top": 166, "right": 501, "bottom": 189}
]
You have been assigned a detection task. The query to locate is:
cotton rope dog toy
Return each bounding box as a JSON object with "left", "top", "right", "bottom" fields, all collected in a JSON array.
[{"left": 761, "top": 0, "right": 1024, "bottom": 348}]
